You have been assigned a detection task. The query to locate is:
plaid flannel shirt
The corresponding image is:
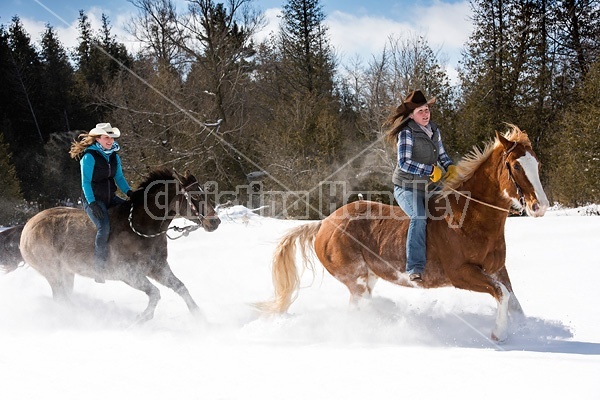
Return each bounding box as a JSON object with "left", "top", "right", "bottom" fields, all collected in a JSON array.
[{"left": 397, "top": 127, "right": 453, "bottom": 176}]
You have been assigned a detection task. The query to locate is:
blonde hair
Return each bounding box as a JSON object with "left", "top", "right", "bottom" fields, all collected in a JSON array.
[{"left": 69, "top": 133, "right": 97, "bottom": 159}]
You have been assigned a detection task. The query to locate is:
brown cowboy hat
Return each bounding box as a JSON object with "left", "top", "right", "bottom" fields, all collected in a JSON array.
[{"left": 390, "top": 90, "right": 436, "bottom": 125}]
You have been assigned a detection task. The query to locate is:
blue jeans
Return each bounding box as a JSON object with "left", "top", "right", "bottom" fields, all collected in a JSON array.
[
  {"left": 394, "top": 185, "right": 427, "bottom": 275},
  {"left": 83, "top": 196, "right": 125, "bottom": 267}
]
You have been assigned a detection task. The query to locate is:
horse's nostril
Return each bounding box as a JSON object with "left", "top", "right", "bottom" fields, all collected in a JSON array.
[{"left": 532, "top": 203, "right": 539, "bottom": 212}]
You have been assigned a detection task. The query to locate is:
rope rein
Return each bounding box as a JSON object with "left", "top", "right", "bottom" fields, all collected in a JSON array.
[
  {"left": 446, "top": 186, "right": 520, "bottom": 215},
  {"left": 444, "top": 140, "right": 523, "bottom": 216},
  {"left": 128, "top": 182, "right": 206, "bottom": 240}
]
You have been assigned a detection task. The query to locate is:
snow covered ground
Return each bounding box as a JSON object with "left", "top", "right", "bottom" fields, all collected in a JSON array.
[{"left": 1, "top": 205, "right": 599, "bottom": 399}]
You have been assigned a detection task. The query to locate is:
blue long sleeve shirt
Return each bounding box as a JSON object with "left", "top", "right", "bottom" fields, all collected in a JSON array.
[{"left": 80, "top": 142, "right": 131, "bottom": 204}]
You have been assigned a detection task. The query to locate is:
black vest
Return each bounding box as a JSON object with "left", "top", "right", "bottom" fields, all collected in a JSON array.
[{"left": 86, "top": 150, "right": 118, "bottom": 205}]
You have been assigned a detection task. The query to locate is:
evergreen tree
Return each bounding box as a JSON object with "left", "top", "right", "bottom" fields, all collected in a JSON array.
[
  {"left": 99, "top": 13, "right": 133, "bottom": 78},
  {"left": 279, "top": 0, "right": 335, "bottom": 96},
  {"left": 249, "top": 0, "right": 345, "bottom": 217},
  {"left": 549, "top": 0, "right": 600, "bottom": 79},
  {"left": 39, "top": 24, "right": 76, "bottom": 133},
  {"left": 0, "top": 132, "right": 28, "bottom": 225},
  {"left": 547, "top": 59, "right": 600, "bottom": 206},
  {"left": 0, "top": 26, "right": 13, "bottom": 141},
  {"left": 73, "top": 11, "right": 96, "bottom": 86},
  {"left": 74, "top": 11, "right": 132, "bottom": 90},
  {"left": 7, "top": 17, "right": 44, "bottom": 144},
  {"left": 5, "top": 17, "right": 46, "bottom": 201},
  {"left": 458, "top": 0, "right": 555, "bottom": 151}
]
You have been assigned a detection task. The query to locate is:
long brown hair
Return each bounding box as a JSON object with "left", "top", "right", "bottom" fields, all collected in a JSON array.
[
  {"left": 69, "top": 133, "right": 96, "bottom": 160},
  {"left": 383, "top": 108, "right": 411, "bottom": 146}
]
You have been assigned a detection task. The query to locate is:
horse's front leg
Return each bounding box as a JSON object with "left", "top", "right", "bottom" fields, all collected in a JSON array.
[
  {"left": 493, "top": 266, "right": 525, "bottom": 319},
  {"left": 122, "top": 274, "right": 161, "bottom": 323},
  {"left": 491, "top": 282, "right": 511, "bottom": 342},
  {"left": 447, "top": 263, "right": 511, "bottom": 342},
  {"left": 149, "top": 263, "right": 202, "bottom": 318}
]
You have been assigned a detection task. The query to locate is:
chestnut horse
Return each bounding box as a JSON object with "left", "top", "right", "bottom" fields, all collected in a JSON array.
[
  {"left": 16, "top": 168, "right": 221, "bottom": 323},
  {"left": 259, "top": 125, "right": 548, "bottom": 342}
]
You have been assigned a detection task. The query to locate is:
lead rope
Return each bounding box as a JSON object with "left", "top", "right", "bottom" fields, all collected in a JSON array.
[{"left": 128, "top": 204, "right": 170, "bottom": 238}]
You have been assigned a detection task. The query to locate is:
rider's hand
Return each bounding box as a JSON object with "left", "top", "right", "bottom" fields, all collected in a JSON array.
[
  {"left": 89, "top": 201, "right": 103, "bottom": 220},
  {"left": 430, "top": 165, "right": 443, "bottom": 183},
  {"left": 444, "top": 165, "right": 458, "bottom": 181}
]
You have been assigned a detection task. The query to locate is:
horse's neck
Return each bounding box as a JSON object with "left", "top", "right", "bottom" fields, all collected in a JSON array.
[
  {"left": 448, "top": 151, "right": 511, "bottom": 229},
  {"left": 133, "top": 202, "right": 174, "bottom": 232}
]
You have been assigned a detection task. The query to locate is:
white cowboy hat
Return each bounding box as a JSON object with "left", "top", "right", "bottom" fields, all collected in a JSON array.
[{"left": 89, "top": 122, "right": 121, "bottom": 138}]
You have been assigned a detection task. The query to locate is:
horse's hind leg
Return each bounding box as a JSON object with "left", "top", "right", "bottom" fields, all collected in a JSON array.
[
  {"left": 326, "top": 261, "right": 374, "bottom": 309},
  {"left": 63, "top": 272, "right": 75, "bottom": 296},
  {"left": 148, "top": 263, "right": 201, "bottom": 316},
  {"left": 37, "top": 267, "right": 74, "bottom": 304}
]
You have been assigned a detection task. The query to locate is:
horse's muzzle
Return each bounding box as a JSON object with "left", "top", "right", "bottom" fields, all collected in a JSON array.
[
  {"left": 202, "top": 215, "right": 221, "bottom": 232},
  {"left": 527, "top": 200, "right": 548, "bottom": 218}
]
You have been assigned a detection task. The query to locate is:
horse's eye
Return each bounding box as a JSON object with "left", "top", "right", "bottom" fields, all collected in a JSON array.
[{"left": 513, "top": 163, "right": 521, "bottom": 172}]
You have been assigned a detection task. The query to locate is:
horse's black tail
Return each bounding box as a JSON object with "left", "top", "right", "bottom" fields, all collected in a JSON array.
[{"left": 0, "top": 225, "right": 25, "bottom": 273}]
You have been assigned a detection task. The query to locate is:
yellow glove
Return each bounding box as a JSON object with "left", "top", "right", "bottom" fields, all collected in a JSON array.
[
  {"left": 444, "top": 165, "right": 458, "bottom": 181},
  {"left": 430, "top": 165, "right": 443, "bottom": 182}
]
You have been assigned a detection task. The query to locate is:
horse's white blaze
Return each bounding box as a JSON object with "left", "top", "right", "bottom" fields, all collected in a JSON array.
[{"left": 518, "top": 152, "right": 549, "bottom": 217}]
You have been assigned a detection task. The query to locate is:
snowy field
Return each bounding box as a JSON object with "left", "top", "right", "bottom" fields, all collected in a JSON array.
[{"left": 1, "top": 205, "right": 599, "bottom": 399}]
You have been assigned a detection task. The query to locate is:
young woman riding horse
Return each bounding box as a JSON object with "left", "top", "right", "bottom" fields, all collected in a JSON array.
[
  {"left": 18, "top": 168, "right": 221, "bottom": 323},
  {"left": 259, "top": 125, "right": 549, "bottom": 342},
  {"left": 69, "top": 123, "right": 133, "bottom": 283},
  {"left": 385, "top": 90, "right": 457, "bottom": 282}
]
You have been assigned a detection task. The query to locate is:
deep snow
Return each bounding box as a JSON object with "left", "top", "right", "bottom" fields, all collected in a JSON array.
[{"left": 0, "top": 205, "right": 599, "bottom": 399}]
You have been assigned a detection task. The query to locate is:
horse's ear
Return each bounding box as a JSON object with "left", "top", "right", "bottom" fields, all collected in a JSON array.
[
  {"left": 172, "top": 168, "right": 185, "bottom": 184},
  {"left": 496, "top": 131, "right": 511, "bottom": 149}
]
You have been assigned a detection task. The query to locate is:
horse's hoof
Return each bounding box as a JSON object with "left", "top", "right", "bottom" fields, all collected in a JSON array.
[
  {"left": 134, "top": 313, "right": 153, "bottom": 325},
  {"left": 491, "top": 332, "right": 507, "bottom": 343}
]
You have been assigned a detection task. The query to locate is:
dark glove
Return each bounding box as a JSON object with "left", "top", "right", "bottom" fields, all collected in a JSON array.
[
  {"left": 89, "top": 201, "right": 104, "bottom": 220},
  {"left": 128, "top": 189, "right": 142, "bottom": 203}
]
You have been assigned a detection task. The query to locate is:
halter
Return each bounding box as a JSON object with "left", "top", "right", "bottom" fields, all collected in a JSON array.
[{"left": 128, "top": 181, "right": 207, "bottom": 239}]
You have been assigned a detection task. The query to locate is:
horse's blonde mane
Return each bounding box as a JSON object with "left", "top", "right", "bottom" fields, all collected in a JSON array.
[{"left": 441, "top": 124, "right": 530, "bottom": 192}]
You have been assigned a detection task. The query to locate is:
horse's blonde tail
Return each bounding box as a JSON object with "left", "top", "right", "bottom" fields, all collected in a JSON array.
[{"left": 255, "top": 221, "right": 322, "bottom": 314}]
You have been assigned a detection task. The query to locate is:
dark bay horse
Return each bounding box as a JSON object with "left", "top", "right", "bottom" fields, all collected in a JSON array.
[
  {"left": 16, "top": 168, "right": 221, "bottom": 323},
  {"left": 259, "top": 125, "right": 549, "bottom": 342}
]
